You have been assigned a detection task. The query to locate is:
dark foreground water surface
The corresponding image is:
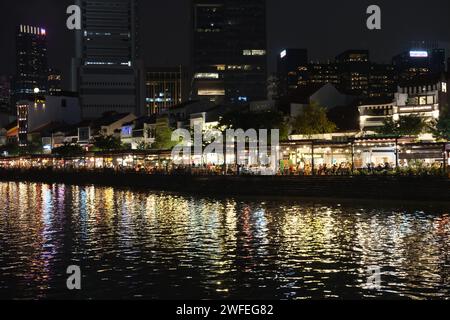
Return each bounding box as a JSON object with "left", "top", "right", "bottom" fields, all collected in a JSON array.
[{"left": 0, "top": 182, "right": 449, "bottom": 300}]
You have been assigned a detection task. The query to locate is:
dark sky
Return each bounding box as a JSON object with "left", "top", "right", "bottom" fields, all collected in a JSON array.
[{"left": 1, "top": 0, "right": 449, "bottom": 89}]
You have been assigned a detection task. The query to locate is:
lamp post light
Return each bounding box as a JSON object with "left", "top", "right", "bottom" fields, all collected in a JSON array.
[
  {"left": 395, "top": 138, "right": 399, "bottom": 168},
  {"left": 311, "top": 141, "right": 315, "bottom": 176},
  {"left": 351, "top": 141, "right": 355, "bottom": 173},
  {"left": 442, "top": 143, "right": 447, "bottom": 175}
]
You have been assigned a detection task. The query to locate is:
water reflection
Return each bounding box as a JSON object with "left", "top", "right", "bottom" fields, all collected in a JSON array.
[{"left": 0, "top": 182, "right": 449, "bottom": 299}]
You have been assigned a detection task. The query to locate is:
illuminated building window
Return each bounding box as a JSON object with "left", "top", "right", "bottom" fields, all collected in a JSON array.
[
  {"left": 419, "top": 96, "right": 427, "bottom": 105},
  {"left": 198, "top": 89, "right": 225, "bottom": 96},
  {"left": 194, "top": 73, "right": 219, "bottom": 79},
  {"left": 243, "top": 49, "right": 266, "bottom": 56}
]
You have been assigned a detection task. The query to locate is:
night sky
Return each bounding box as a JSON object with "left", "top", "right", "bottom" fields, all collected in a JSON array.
[{"left": 0, "top": 0, "right": 449, "bottom": 89}]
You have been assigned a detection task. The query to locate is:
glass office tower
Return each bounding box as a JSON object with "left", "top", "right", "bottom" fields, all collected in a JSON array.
[{"left": 191, "top": 0, "right": 267, "bottom": 104}]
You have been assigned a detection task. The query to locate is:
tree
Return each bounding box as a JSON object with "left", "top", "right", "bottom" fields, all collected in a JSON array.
[
  {"left": 1, "top": 140, "right": 42, "bottom": 156},
  {"left": 0, "top": 142, "right": 20, "bottom": 156},
  {"left": 218, "top": 110, "right": 290, "bottom": 140},
  {"left": 377, "top": 115, "right": 427, "bottom": 137},
  {"left": 153, "top": 118, "right": 176, "bottom": 150},
  {"left": 430, "top": 103, "right": 450, "bottom": 141},
  {"left": 291, "top": 102, "right": 337, "bottom": 136},
  {"left": 52, "top": 143, "right": 84, "bottom": 157},
  {"left": 327, "top": 105, "right": 360, "bottom": 131},
  {"left": 377, "top": 118, "right": 399, "bottom": 136},
  {"left": 431, "top": 117, "right": 450, "bottom": 141},
  {"left": 397, "top": 115, "right": 427, "bottom": 136},
  {"left": 23, "top": 140, "right": 43, "bottom": 155},
  {"left": 93, "top": 134, "right": 123, "bottom": 152}
]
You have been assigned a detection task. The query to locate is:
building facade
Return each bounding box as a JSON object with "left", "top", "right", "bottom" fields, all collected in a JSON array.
[
  {"left": 47, "top": 68, "right": 62, "bottom": 96},
  {"left": 393, "top": 47, "right": 446, "bottom": 83},
  {"left": 335, "top": 50, "right": 370, "bottom": 97},
  {"left": 277, "top": 49, "right": 308, "bottom": 98},
  {"left": 146, "top": 66, "right": 189, "bottom": 115},
  {"left": 359, "top": 77, "right": 448, "bottom": 132},
  {"left": 14, "top": 25, "right": 48, "bottom": 102},
  {"left": 120, "top": 116, "right": 156, "bottom": 150},
  {"left": 17, "top": 93, "right": 81, "bottom": 147},
  {"left": 307, "top": 62, "right": 339, "bottom": 87},
  {"left": 275, "top": 49, "right": 398, "bottom": 101},
  {"left": 267, "top": 74, "right": 280, "bottom": 101},
  {"left": 191, "top": 0, "right": 267, "bottom": 104},
  {"left": 368, "top": 64, "right": 398, "bottom": 99},
  {"left": 0, "top": 76, "right": 12, "bottom": 108},
  {"left": 72, "top": 0, "right": 145, "bottom": 119}
]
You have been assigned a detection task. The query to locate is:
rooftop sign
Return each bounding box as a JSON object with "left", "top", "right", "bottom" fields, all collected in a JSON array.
[{"left": 409, "top": 51, "right": 428, "bottom": 58}]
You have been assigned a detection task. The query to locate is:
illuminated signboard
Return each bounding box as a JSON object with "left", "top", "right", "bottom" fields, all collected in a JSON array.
[
  {"left": 280, "top": 50, "right": 287, "bottom": 59},
  {"left": 121, "top": 126, "right": 133, "bottom": 137},
  {"left": 409, "top": 51, "right": 428, "bottom": 58}
]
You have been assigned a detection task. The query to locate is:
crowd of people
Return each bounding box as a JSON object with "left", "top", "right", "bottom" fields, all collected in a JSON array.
[
  {"left": 279, "top": 162, "right": 353, "bottom": 176},
  {"left": 277, "top": 160, "right": 446, "bottom": 176},
  {"left": 0, "top": 158, "right": 447, "bottom": 177}
]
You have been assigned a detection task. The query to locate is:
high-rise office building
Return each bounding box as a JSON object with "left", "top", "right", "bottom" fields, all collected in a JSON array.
[
  {"left": 275, "top": 49, "right": 398, "bottom": 101},
  {"left": 72, "top": 0, "right": 145, "bottom": 119},
  {"left": 368, "top": 64, "right": 398, "bottom": 99},
  {"left": 335, "top": 50, "right": 370, "bottom": 97},
  {"left": 393, "top": 48, "right": 446, "bottom": 83},
  {"left": 308, "top": 62, "right": 339, "bottom": 87},
  {"left": 14, "top": 25, "right": 48, "bottom": 102},
  {"left": 191, "top": 0, "right": 267, "bottom": 104},
  {"left": 267, "top": 74, "right": 280, "bottom": 101},
  {"left": 0, "top": 76, "right": 12, "bottom": 108},
  {"left": 146, "top": 66, "right": 189, "bottom": 115},
  {"left": 277, "top": 49, "right": 308, "bottom": 98}
]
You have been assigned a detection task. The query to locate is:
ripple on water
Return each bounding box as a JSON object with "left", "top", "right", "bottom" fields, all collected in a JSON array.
[{"left": 0, "top": 182, "right": 449, "bottom": 300}]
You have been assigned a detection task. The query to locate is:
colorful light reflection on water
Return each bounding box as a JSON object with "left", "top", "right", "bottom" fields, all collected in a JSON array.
[{"left": 0, "top": 182, "right": 449, "bottom": 299}]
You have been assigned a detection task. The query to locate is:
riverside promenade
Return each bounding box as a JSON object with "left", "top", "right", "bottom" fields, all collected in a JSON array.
[{"left": 0, "top": 168, "right": 449, "bottom": 201}]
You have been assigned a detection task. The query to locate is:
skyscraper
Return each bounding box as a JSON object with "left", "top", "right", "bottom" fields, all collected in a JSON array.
[
  {"left": 368, "top": 64, "right": 398, "bottom": 99},
  {"left": 72, "top": 0, "right": 145, "bottom": 119},
  {"left": 393, "top": 48, "right": 446, "bottom": 83},
  {"left": 191, "top": 0, "right": 267, "bottom": 104},
  {"left": 335, "top": 50, "right": 370, "bottom": 97},
  {"left": 0, "top": 76, "right": 12, "bottom": 108},
  {"left": 307, "top": 62, "right": 339, "bottom": 87},
  {"left": 14, "top": 25, "right": 48, "bottom": 102},
  {"left": 146, "top": 66, "right": 189, "bottom": 115},
  {"left": 277, "top": 49, "right": 308, "bottom": 98}
]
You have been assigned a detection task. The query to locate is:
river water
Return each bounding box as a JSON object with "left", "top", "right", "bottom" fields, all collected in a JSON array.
[{"left": 0, "top": 181, "right": 449, "bottom": 300}]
